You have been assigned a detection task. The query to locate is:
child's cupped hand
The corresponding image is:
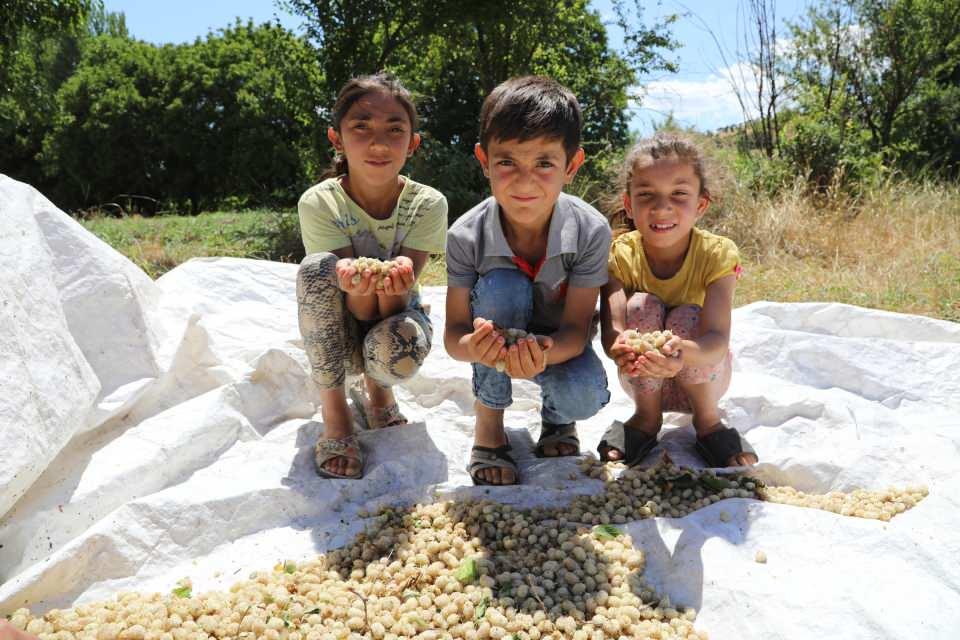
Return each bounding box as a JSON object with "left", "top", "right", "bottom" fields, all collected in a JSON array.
[
  {"left": 502, "top": 334, "right": 553, "bottom": 380},
  {"left": 460, "top": 317, "right": 506, "bottom": 368},
  {"left": 335, "top": 257, "right": 376, "bottom": 295},
  {"left": 612, "top": 331, "right": 684, "bottom": 379},
  {"left": 378, "top": 255, "right": 416, "bottom": 296}
]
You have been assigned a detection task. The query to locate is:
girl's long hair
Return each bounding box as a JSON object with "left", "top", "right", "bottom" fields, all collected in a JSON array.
[{"left": 322, "top": 73, "right": 418, "bottom": 179}]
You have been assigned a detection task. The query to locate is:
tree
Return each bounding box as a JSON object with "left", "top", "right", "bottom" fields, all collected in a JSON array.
[
  {"left": 283, "top": 0, "right": 676, "bottom": 215},
  {"left": 160, "top": 21, "right": 325, "bottom": 211},
  {"left": 787, "top": 0, "right": 960, "bottom": 178},
  {"left": 0, "top": 0, "right": 91, "bottom": 88},
  {"left": 42, "top": 22, "right": 326, "bottom": 210}
]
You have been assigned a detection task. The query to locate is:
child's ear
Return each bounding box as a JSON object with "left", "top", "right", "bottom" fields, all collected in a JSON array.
[
  {"left": 622, "top": 190, "right": 633, "bottom": 215},
  {"left": 564, "top": 147, "right": 586, "bottom": 183},
  {"left": 474, "top": 143, "right": 490, "bottom": 177},
  {"left": 327, "top": 127, "right": 342, "bottom": 152},
  {"left": 696, "top": 192, "right": 710, "bottom": 217},
  {"left": 407, "top": 132, "right": 422, "bottom": 157}
]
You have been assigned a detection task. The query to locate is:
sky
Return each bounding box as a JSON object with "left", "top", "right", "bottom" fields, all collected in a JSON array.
[{"left": 103, "top": 0, "right": 812, "bottom": 134}]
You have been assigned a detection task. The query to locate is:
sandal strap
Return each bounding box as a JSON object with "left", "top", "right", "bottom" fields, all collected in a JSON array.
[
  {"left": 597, "top": 420, "right": 658, "bottom": 466},
  {"left": 314, "top": 434, "right": 364, "bottom": 479},
  {"left": 347, "top": 381, "right": 408, "bottom": 429},
  {"left": 468, "top": 444, "right": 519, "bottom": 485},
  {"left": 696, "top": 423, "right": 756, "bottom": 467},
  {"left": 315, "top": 434, "right": 362, "bottom": 459},
  {"left": 535, "top": 422, "right": 580, "bottom": 457},
  {"left": 366, "top": 403, "right": 408, "bottom": 429}
]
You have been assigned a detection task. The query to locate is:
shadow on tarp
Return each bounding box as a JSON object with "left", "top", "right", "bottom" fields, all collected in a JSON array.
[
  {"left": 282, "top": 418, "right": 449, "bottom": 553},
  {"left": 279, "top": 422, "right": 704, "bottom": 633},
  {"left": 625, "top": 425, "right": 756, "bottom": 613}
]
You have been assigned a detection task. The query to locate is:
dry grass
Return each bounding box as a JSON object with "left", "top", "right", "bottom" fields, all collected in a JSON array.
[
  {"left": 702, "top": 179, "right": 960, "bottom": 321},
  {"left": 79, "top": 182, "right": 960, "bottom": 321}
]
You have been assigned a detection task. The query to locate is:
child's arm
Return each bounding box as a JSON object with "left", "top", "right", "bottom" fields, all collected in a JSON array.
[
  {"left": 674, "top": 273, "right": 736, "bottom": 366},
  {"left": 600, "top": 276, "right": 639, "bottom": 374},
  {"left": 443, "top": 286, "right": 506, "bottom": 367},
  {"left": 634, "top": 274, "right": 736, "bottom": 377}
]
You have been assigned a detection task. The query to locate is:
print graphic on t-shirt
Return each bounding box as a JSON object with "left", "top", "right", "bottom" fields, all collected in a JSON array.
[{"left": 350, "top": 229, "right": 386, "bottom": 259}]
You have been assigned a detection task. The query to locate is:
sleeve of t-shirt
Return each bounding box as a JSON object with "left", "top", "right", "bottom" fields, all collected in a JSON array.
[
  {"left": 298, "top": 190, "right": 351, "bottom": 255},
  {"left": 570, "top": 223, "right": 612, "bottom": 288},
  {"left": 401, "top": 193, "right": 448, "bottom": 255},
  {"left": 704, "top": 236, "right": 742, "bottom": 286},
  {"left": 607, "top": 236, "right": 636, "bottom": 289},
  {"left": 445, "top": 223, "right": 479, "bottom": 289}
]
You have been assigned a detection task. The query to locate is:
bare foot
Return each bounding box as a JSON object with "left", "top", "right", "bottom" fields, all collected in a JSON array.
[
  {"left": 540, "top": 440, "right": 578, "bottom": 457},
  {"left": 473, "top": 402, "right": 516, "bottom": 485}
]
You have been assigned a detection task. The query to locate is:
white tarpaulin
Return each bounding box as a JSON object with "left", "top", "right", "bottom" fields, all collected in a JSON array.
[{"left": 2, "top": 175, "right": 959, "bottom": 639}]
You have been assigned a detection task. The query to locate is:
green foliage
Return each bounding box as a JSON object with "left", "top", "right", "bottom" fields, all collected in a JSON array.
[
  {"left": 0, "top": 0, "right": 91, "bottom": 84},
  {"left": 0, "top": 1, "right": 96, "bottom": 193},
  {"left": 41, "top": 21, "right": 325, "bottom": 211},
  {"left": 785, "top": 0, "right": 960, "bottom": 185},
  {"left": 285, "top": 0, "right": 676, "bottom": 220}
]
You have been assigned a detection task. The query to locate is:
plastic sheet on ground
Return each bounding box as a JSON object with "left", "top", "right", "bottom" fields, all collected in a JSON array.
[{"left": 2, "top": 175, "right": 959, "bottom": 639}]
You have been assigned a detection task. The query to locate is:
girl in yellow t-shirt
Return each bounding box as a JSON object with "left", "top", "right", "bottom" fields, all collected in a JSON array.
[
  {"left": 598, "top": 133, "right": 757, "bottom": 468},
  {"left": 296, "top": 73, "right": 447, "bottom": 480}
]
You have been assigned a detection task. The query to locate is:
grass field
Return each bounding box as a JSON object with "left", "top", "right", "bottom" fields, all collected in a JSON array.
[{"left": 81, "top": 180, "right": 960, "bottom": 322}]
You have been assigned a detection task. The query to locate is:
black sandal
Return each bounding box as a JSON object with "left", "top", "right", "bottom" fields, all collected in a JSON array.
[
  {"left": 468, "top": 444, "right": 520, "bottom": 485},
  {"left": 696, "top": 423, "right": 758, "bottom": 467},
  {"left": 535, "top": 421, "right": 580, "bottom": 457},
  {"left": 597, "top": 420, "right": 658, "bottom": 466}
]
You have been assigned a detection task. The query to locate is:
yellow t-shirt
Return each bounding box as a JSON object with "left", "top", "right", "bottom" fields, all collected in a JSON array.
[
  {"left": 298, "top": 176, "right": 447, "bottom": 259},
  {"left": 608, "top": 227, "right": 741, "bottom": 307}
]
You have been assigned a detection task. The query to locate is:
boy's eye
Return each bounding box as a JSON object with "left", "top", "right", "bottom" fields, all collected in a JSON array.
[
  {"left": 496, "top": 159, "right": 514, "bottom": 166},
  {"left": 673, "top": 191, "right": 689, "bottom": 197},
  {"left": 537, "top": 161, "right": 555, "bottom": 168}
]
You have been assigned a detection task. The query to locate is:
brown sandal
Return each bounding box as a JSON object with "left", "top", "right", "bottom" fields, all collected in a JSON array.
[
  {"left": 348, "top": 381, "right": 408, "bottom": 429},
  {"left": 314, "top": 434, "right": 364, "bottom": 479}
]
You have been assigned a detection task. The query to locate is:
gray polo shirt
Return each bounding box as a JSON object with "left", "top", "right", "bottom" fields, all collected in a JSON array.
[{"left": 446, "top": 193, "right": 612, "bottom": 331}]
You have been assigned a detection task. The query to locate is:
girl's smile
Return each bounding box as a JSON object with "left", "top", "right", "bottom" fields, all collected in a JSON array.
[{"left": 624, "top": 158, "right": 709, "bottom": 256}]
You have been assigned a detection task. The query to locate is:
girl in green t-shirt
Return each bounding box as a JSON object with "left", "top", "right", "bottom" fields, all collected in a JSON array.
[
  {"left": 599, "top": 133, "right": 757, "bottom": 469},
  {"left": 296, "top": 74, "right": 447, "bottom": 480}
]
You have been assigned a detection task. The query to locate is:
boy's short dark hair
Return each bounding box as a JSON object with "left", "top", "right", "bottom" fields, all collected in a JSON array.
[{"left": 479, "top": 76, "right": 582, "bottom": 160}]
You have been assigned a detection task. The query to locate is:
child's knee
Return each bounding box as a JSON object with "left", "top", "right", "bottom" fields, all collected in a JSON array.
[
  {"left": 363, "top": 315, "right": 430, "bottom": 386},
  {"left": 665, "top": 304, "right": 701, "bottom": 338},
  {"left": 625, "top": 293, "right": 666, "bottom": 330},
  {"left": 297, "top": 252, "right": 339, "bottom": 290},
  {"left": 621, "top": 373, "right": 663, "bottom": 397},
  {"left": 471, "top": 269, "right": 533, "bottom": 326},
  {"left": 553, "top": 381, "right": 609, "bottom": 420}
]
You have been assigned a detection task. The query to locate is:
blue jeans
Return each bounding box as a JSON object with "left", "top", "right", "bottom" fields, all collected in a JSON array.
[{"left": 470, "top": 269, "right": 610, "bottom": 423}]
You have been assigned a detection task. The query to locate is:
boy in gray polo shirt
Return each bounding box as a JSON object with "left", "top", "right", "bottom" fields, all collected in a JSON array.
[{"left": 444, "top": 76, "right": 612, "bottom": 485}]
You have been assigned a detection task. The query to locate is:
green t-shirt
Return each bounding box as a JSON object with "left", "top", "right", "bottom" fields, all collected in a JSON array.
[{"left": 298, "top": 177, "right": 447, "bottom": 260}]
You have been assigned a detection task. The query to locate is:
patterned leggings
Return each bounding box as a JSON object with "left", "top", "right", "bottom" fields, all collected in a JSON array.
[
  {"left": 296, "top": 252, "right": 432, "bottom": 390},
  {"left": 621, "top": 292, "right": 732, "bottom": 412}
]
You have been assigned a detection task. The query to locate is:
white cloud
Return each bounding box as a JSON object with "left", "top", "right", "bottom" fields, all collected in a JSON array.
[{"left": 628, "top": 62, "right": 763, "bottom": 134}]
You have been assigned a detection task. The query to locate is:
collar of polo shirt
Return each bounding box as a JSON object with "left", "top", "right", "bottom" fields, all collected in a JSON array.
[{"left": 483, "top": 194, "right": 581, "bottom": 259}]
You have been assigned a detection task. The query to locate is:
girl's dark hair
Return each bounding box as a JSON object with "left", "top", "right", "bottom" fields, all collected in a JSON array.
[
  {"left": 322, "top": 72, "right": 418, "bottom": 179},
  {"left": 607, "top": 132, "right": 713, "bottom": 238}
]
